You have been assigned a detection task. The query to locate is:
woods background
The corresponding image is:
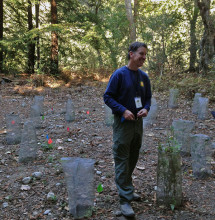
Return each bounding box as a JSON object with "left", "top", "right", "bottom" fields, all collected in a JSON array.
[{"left": 0, "top": 0, "right": 214, "bottom": 91}]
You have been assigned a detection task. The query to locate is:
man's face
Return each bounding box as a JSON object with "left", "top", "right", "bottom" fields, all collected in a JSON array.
[{"left": 129, "top": 47, "right": 147, "bottom": 68}]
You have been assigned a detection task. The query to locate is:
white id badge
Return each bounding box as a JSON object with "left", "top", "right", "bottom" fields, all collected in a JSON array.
[{"left": 134, "top": 97, "right": 142, "bottom": 109}]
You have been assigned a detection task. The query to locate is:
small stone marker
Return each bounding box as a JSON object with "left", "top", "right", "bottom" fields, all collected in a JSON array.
[
  {"left": 172, "top": 119, "right": 195, "bottom": 156},
  {"left": 19, "top": 120, "right": 38, "bottom": 163},
  {"left": 34, "top": 96, "right": 44, "bottom": 116},
  {"left": 143, "top": 98, "right": 158, "bottom": 128},
  {"left": 65, "top": 99, "right": 75, "bottom": 122},
  {"left": 197, "top": 97, "right": 209, "bottom": 120},
  {"left": 6, "top": 114, "right": 22, "bottom": 145},
  {"left": 190, "top": 134, "right": 212, "bottom": 179},
  {"left": 168, "top": 88, "right": 179, "bottom": 108},
  {"left": 104, "top": 104, "right": 114, "bottom": 126},
  {"left": 61, "top": 157, "right": 95, "bottom": 219},
  {"left": 192, "top": 93, "right": 201, "bottom": 114},
  {"left": 30, "top": 100, "right": 43, "bottom": 129}
]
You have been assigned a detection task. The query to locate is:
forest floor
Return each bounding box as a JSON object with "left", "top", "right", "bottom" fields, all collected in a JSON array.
[{"left": 0, "top": 76, "right": 215, "bottom": 220}]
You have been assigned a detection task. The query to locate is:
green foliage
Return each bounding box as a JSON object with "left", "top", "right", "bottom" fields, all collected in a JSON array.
[
  {"left": 170, "top": 203, "right": 175, "bottom": 211},
  {"left": 1, "top": 0, "right": 213, "bottom": 84},
  {"left": 158, "top": 127, "right": 181, "bottom": 154},
  {"left": 97, "top": 183, "right": 103, "bottom": 193},
  {"left": 41, "top": 141, "right": 54, "bottom": 151}
]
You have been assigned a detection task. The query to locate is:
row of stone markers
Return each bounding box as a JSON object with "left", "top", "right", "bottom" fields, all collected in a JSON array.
[
  {"left": 157, "top": 89, "right": 214, "bottom": 209},
  {"left": 4, "top": 91, "right": 213, "bottom": 218},
  {"left": 4, "top": 95, "right": 96, "bottom": 219},
  {"left": 5, "top": 96, "right": 76, "bottom": 162},
  {"left": 169, "top": 89, "right": 209, "bottom": 120}
]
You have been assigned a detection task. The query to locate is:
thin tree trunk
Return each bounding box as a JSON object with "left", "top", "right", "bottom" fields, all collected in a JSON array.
[
  {"left": 35, "top": 0, "right": 40, "bottom": 70},
  {"left": 0, "top": 0, "right": 3, "bottom": 73},
  {"left": 133, "top": 0, "right": 138, "bottom": 25},
  {"left": 197, "top": 0, "right": 215, "bottom": 74},
  {"left": 50, "top": 0, "right": 58, "bottom": 75},
  {"left": 125, "top": 0, "right": 136, "bottom": 43},
  {"left": 189, "top": 0, "right": 199, "bottom": 72},
  {"left": 27, "top": 0, "right": 35, "bottom": 74}
]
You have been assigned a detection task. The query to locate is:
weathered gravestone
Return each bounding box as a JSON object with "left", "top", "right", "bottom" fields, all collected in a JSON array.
[
  {"left": 65, "top": 99, "right": 75, "bottom": 122},
  {"left": 104, "top": 104, "right": 114, "bottom": 126},
  {"left": 29, "top": 95, "right": 44, "bottom": 128},
  {"left": 33, "top": 95, "right": 44, "bottom": 116},
  {"left": 6, "top": 114, "right": 22, "bottom": 145},
  {"left": 61, "top": 157, "right": 95, "bottom": 219},
  {"left": 156, "top": 139, "right": 182, "bottom": 208},
  {"left": 143, "top": 98, "right": 158, "bottom": 128},
  {"left": 197, "top": 97, "right": 209, "bottom": 120},
  {"left": 190, "top": 134, "right": 212, "bottom": 179},
  {"left": 34, "top": 95, "right": 44, "bottom": 116},
  {"left": 19, "top": 120, "right": 38, "bottom": 163},
  {"left": 192, "top": 93, "right": 202, "bottom": 114},
  {"left": 172, "top": 119, "right": 195, "bottom": 156},
  {"left": 168, "top": 88, "right": 179, "bottom": 108},
  {"left": 30, "top": 105, "right": 42, "bottom": 128}
]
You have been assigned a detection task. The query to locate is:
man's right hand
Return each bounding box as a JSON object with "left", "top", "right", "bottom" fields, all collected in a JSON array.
[{"left": 123, "top": 110, "right": 135, "bottom": 121}]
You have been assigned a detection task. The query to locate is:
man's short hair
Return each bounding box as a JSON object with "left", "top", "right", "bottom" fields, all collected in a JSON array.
[{"left": 127, "top": 42, "right": 148, "bottom": 60}]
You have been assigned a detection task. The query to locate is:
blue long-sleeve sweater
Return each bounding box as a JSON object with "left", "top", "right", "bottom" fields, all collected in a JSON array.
[{"left": 103, "top": 66, "right": 152, "bottom": 117}]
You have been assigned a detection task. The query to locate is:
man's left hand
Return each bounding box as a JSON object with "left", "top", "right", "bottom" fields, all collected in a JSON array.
[{"left": 137, "top": 109, "right": 148, "bottom": 118}]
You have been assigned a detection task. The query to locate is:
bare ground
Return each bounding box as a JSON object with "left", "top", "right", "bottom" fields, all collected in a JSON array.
[{"left": 0, "top": 79, "right": 215, "bottom": 220}]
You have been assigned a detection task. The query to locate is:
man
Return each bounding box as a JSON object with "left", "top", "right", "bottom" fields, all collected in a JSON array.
[{"left": 103, "top": 42, "right": 152, "bottom": 217}]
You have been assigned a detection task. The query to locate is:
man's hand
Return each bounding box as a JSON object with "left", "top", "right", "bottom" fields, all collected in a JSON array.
[
  {"left": 137, "top": 109, "right": 148, "bottom": 118},
  {"left": 123, "top": 110, "right": 135, "bottom": 120}
]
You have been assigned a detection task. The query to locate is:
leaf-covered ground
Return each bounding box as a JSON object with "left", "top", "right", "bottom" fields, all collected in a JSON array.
[{"left": 0, "top": 78, "right": 215, "bottom": 220}]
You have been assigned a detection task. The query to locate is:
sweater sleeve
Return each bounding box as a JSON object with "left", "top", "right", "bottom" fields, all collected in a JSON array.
[
  {"left": 143, "top": 76, "right": 152, "bottom": 112},
  {"left": 103, "top": 72, "right": 127, "bottom": 115}
]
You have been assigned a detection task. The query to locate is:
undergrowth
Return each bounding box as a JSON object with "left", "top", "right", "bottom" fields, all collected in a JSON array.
[{"left": 150, "top": 72, "right": 215, "bottom": 102}]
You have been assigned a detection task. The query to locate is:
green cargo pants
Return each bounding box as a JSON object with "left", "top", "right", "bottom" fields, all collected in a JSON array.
[{"left": 113, "top": 115, "right": 143, "bottom": 204}]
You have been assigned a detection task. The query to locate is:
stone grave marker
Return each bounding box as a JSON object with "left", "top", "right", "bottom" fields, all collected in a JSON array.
[
  {"left": 192, "top": 93, "right": 201, "bottom": 114},
  {"left": 65, "top": 99, "right": 75, "bottom": 122},
  {"left": 34, "top": 95, "right": 44, "bottom": 116},
  {"left": 30, "top": 105, "right": 42, "bottom": 128},
  {"left": 197, "top": 97, "right": 209, "bottom": 120},
  {"left": 172, "top": 119, "right": 195, "bottom": 156},
  {"left": 190, "top": 134, "right": 212, "bottom": 179},
  {"left": 6, "top": 114, "right": 22, "bottom": 145},
  {"left": 19, "top": 120, "right": 38, "bottom": 163},
  {"left": 104, "top": 104, "right": 114, "bottom": 126},
  {"left": 168, "top": 88, "right": 179, "bottom": 108},
  {"left": 143, "top": 98, "right": 158, "bottom": 128},
  {"left": 61, "top": 157, "right": 95, "bottom": 219}
]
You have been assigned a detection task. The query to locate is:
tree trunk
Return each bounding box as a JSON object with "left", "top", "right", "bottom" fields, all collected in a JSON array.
[
  {"left": 35, "top": 0, "right": 40, "bottom": 70},
  {"left": 133, "top": 0, "right": 138, "bottom": 25},
  {"left": 27, "top": 0, "right": 35, "bottom": 74},
  {"left": 189, "top": 0, "right": 199, "bottom": 72},
  {"left": 125, "top": 0, "right": 136, "bottom": 43},
  {"left": 50, "top": 0, "right": 58, "bottom": 75},
  {"left": 197, "top": 0, "right": 215, "bottom": 74},
  {"left": 0, "top": 0, "right": 3, "bottom": 73}
]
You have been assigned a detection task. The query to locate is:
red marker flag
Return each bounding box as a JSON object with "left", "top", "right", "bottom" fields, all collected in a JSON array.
[
  {"left": 48, "top": 138, "right": 53, "bottom": 145},
  {"left": 11, "top": 120, "right": 15, "bottom": 125},
  {"left": 67, "top": 127, "right": 70, "bottom": 132},
  {"left": 86, "top": 110, "right": 90, "bottom": 115}
]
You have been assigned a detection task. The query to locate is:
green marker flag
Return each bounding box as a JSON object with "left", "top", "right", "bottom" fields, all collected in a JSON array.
[
  {"left": 97, "top": 183, "right": 103, "bottom": 193},
  {"left": 42, "top": 115, "right": 44, "bottom": 120}
]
